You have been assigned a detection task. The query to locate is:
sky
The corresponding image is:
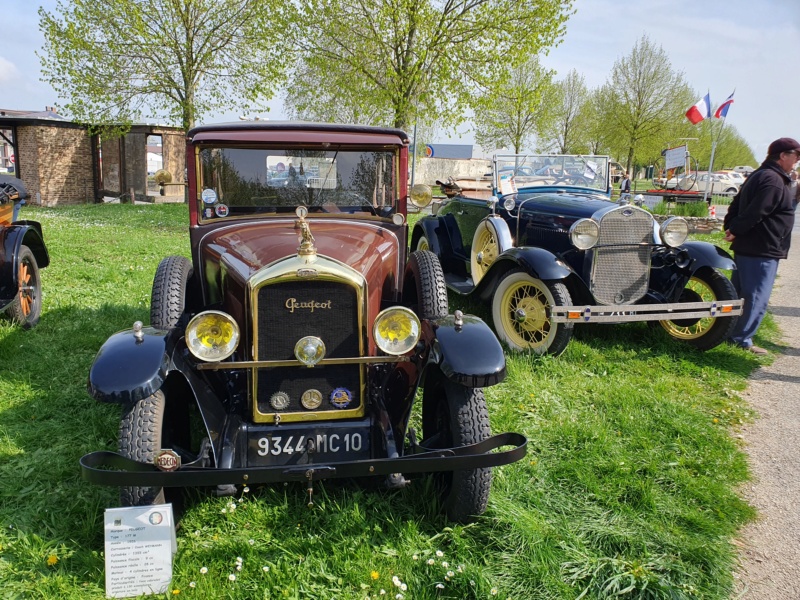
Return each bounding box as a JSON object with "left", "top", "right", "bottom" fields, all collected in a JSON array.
[{"left": 2, "top": 0, "right": 799, "bottom": 160}]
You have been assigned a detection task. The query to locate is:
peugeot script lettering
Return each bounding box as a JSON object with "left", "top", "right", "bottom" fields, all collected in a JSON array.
[{"left": 285, "top": 298, "right": 333, "bottom": 313}]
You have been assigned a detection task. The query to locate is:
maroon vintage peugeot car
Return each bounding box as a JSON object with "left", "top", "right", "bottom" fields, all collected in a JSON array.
[{"left": 81, "top": 122, "right": 525, "bottom": 522}]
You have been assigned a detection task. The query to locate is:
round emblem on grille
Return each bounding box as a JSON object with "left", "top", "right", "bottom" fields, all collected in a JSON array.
[
  {"left": 622, "top": 208, "right": 633, "bottom": 216},
  {"left": 330, "top": 387, "right": 353, "bottom": 409},
  {"left": 300, "top": 389, "right": 323, "bottom": 410},
  {"left": 154, "top": 449, "right": 181, "bottom": 472},
  {"left": 270, "top": 391, "right": 291, "bottom": 410}
]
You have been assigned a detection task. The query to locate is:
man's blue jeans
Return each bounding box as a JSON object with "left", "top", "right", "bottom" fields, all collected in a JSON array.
[{"left": 729, "top": 254, "right": 780, "bottom": 348}]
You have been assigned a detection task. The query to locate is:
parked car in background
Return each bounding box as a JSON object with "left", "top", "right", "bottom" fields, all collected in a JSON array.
[
  {"left": 80, "top": 122, "right": 526, "bottom": 523},
  {"left": 716, "top": 170, "right": 746, "bottom": 186},
  {"left": 680, "top": 172, "right": 740, "bottom": 194},
  {"left": 411, "top": 154, "right": 743, "bottom": 355},
  {"left": 733, "top": 165, "right": 755, "bottom": 176},
  {"left": 0, "top": 175, "right": 49, "bottom": 328}
]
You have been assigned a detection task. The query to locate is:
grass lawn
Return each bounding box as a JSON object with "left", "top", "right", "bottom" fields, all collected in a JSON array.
[{"left": 0, "top": 204, "right": 777, "bottom": 599}]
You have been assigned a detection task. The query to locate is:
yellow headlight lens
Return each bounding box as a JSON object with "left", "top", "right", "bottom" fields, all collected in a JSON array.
[
  {"left": 186, "top": 311, "right": 240, "bottom": 362},
  {"left": 294, "top": 336, "right": 326, "bottom": 366},
  {"left": 373, "top": 307, "right": 421, "bottom": 355}
]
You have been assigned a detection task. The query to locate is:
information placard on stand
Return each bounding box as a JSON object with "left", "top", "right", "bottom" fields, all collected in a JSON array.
[{"left": 104, "top": 504, "right": 177, "bottom": 598}]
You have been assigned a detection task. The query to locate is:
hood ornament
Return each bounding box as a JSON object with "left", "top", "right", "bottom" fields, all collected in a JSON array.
[{"left": 295, "top": 206, "right": 317, "bottom": 259}]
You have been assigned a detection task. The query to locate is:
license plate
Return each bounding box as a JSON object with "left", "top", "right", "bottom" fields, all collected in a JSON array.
[{"left": 247, "top": 425, "right": 370, "bottom": 466}]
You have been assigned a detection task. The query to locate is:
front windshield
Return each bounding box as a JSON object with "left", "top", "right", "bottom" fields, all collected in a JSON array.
[
  {"left": 196, "top": 146, "right": 398, "bottom": 220},
  {"left": 493, "top": 154, "right": 610, "bottom": 195}
]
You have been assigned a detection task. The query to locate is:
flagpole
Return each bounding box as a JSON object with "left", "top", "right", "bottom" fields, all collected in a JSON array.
[{"left": 703, "top": 90, "right": 734, "bottom": 204}]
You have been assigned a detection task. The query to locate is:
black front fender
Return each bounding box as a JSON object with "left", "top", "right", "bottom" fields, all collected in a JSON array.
[
  {"left": 88, "top": 327, "right": 176, "bottom": 404},
  {"left": 682, "top": 241, "right": 736, "bottom": 271},
  {"left": 431, "top": 314, "right": 506, "bottom": 387},
  {"left": 0, "top": 221, "right": 50, "bottom": 306}
]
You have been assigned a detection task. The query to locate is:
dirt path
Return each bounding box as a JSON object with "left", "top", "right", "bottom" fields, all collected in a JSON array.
[{"left": 732, "top": 223, "right": 800, "bottom": 598}]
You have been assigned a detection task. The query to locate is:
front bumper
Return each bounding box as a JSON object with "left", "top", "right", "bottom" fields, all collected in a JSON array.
[
  {"left": 79, "top": 432, "right": 527, "bottom": 488},
  {"left": 550, "top": 299, "right": 743, "bottom": 324}
]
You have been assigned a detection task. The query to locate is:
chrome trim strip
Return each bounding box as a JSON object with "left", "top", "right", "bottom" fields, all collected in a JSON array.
[
  {"left": 197, "top": 355, "right": 410, "bottom": 370},
  {"left": 551, "top": 299, "right": 744, "bottom": 323}
]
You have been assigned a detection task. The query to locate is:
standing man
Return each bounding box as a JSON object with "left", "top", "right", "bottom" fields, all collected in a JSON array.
[
  {"left": 619, "top": 171, "right": 631, "bottom": 202},
  {"left": 723, "top": 137, "right": 800, "bottom": 354}
]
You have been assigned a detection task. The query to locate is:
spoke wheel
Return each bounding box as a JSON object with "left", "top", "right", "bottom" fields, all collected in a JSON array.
[
  {"left": 6, "top": 245, "right": 42, "bottom": 329},
  {"left": 422, "top": 368, "right": 492, "bottom": 523},
  {"left": 470, "top": 221, "right": 499, "bottom": 284},
  {"left": 659, "top": 269, "right": 738, "bottom": 350},
  {"left": 492, "top": 270, "right": 573, "bottom": 355}
]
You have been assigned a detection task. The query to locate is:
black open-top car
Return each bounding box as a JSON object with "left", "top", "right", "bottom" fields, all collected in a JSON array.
[
  {"left": 81, "top": 122, "right": 525, "bottom": 523},
  {"left": 0, "top": 175, "right": 49, "bottom": 328},
  {"left": 412, "top": 154, "right": 743, "bottom": 355}
]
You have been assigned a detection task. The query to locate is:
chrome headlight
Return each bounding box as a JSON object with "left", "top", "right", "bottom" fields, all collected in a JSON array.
[
  {"left": 373, "top": 307, "right": 421, "bottom": 355},
  {"left": 503, "top": 197, "right": 516, "bottom": 211},
  {"left": 569, "top": 218, "right": 600, "bottom": 250},
  {"left": 295, "top": 336, "right": 326, "bottom": 366},
  {"left": 186, "top": 311, "right": 240, "bottom": 362},
  {"left": 660, "top": 217, "right": 689, "bottom": 247}
]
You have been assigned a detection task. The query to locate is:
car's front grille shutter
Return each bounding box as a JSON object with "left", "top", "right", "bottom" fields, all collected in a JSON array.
[
  {"left": 255, "top": 280, "right": 361, "bottom": 414},
  {"left": 590, "top": 207, "right": 652, "bottom": 304}
]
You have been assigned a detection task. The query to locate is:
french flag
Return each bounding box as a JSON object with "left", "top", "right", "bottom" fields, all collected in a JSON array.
[
  {"left": 685, "top": 93, "right": 711, "bottom": 125},
  {"left": 715, "top": 91, "right": 735, "bottom": 119}
]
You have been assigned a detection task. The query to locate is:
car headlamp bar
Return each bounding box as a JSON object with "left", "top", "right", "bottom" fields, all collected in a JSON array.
[{"left": 195, "top": 355, "right": 411, "bottom": 370}]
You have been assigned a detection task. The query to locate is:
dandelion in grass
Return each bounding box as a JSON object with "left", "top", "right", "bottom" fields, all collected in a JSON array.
[
  {"left": 228, "top": 574, "right": 236, "bottom": 582},
  {"left": 371, "top": 571, "right": 379, "bottom": 580},
  {"left": 172, "top": 590, "right": 180, "bottom": 595},
  {"left": 400, "top": 583, "right": 407, "bottom": 591},
  {"left": 435, "top": 550, "right": 443, "bottom": 557},
  {"left": 249, "top": 539, "right": 255, "bottom": 545},
  {"left": 441, "top": 561, "right": 449, "bottom": 568},
  {"left": 457, "top": 565, "right": 463, "bottom": 573},
  {"left": 262, "top": 566, "right": 270, "bottom": 573},
  {"left": 236, "top": 565, "right": 242, "bottom": 571},
  {"left": 46, "top": 554, "right": 58, "bottom": 566},
  {"left": 491, "top": 587, "right": 498, "bottom": 595},
  {"left": 395, "top": 595, "right": 404, "bottom": 600},
  {"left": 427, "top": 558, "right": 435, "bottom": 565},
  {"left": 392, "top": 575, "right": 401, "bottom": 587},
  {"left": 412, "top": 554, "right": 418, "bottom": 560},
  {"left": 236, "top": 557, "right": 243, "bottom": 564},
  {"left": 436, "top": 583, "right": 445, "bottom": 589},
  {"left": 200, "top": 567, "right": 208, "bottom": 574},
  {"left": 446, "top": 571, "right": 454, "bottom": 579},
  {"left": 243, "top": 486, "right": 250, "bottom": 493},
  {"left": 189, "top": 582, "right": 196, "bottom": 588},
  {"left": 379, "top": 590, "right": 386, "bottom": 595}
]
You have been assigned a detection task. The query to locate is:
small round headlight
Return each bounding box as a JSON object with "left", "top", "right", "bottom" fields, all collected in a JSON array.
[
  {"left": 569, "top": 218, "right": 600, "bottom": 250},
  {"left": 294, "top": 336, "right": 326, "bottom": 366},
  {"left": 503, "top": 197, "right": 516, "bottom": 211},
  {"left": 186, "top": 311, "right": 240, "bottom": 362},
  {"left": 373, "top": 307, "right": 421, "bottom": 355},
  {"left": 660, "top": 216, "right": 689, "bottom": 247}
]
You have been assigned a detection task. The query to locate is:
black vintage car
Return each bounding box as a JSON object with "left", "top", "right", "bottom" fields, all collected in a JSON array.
[
  {"left": 411, "top": 154, "right": 743, "bottom": 355},
  {"left": 0, "top": 175, "right": 49, "bottom": 328},
  {"left": 81, "top": 122, "right": 525, "bottom": 523}
]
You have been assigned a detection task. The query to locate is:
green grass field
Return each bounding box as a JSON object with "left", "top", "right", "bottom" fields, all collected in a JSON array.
[{"left": 0, "top": 204, "right": 776, "bottom": 599}]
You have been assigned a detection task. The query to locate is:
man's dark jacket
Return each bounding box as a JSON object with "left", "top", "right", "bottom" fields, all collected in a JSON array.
[{"left": 723, "top": 160, "right": 795, "bottom": 259}]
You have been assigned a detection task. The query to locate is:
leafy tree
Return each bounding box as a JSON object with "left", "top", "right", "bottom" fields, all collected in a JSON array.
[
  {"left": 38, "top": 0, "right": 289, "bottom": 132},
  {"left": 540, "top": 69, "right": 591, "bottom": 153},
  {"left": 286, "top": 0, "right": 573, "bottom": 132},
  {"left": 594, "top": 35, "right": 694, "bottom": 174},
  {"left": 472, "top": 57, "right": 555, "bottom": 154}
]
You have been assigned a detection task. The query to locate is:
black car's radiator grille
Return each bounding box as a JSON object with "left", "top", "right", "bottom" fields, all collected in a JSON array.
[
  {"left": 590, "top": 207, "right": 653, "bottom": 305},
  {"left": 254, "top": 280, "right": 361, "bottom": 415}
]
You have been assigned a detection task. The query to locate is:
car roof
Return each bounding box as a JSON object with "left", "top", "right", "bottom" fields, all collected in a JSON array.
[{"left": 188, "top": 121, "right": 410, "bottom": 145}]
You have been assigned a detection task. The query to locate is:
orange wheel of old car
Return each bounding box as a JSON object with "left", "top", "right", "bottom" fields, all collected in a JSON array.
[{"left": 6, "top": 245, "right": 41, "bottom": 329}]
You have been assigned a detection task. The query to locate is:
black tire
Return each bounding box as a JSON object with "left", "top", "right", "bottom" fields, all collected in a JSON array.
[
  {"left": 403, "top": 250, "right": 448, "bottom": 320},
  {"left": 151, "top": 256, "right": 192, "bottom": 329},
  {"left": 422, "top": 368, "right": 492, "bottom": 523},
  {"left": 491, "top": 269, "right": 573, "bottom": 355},
  {"left": 658, "top": 268, "right": 739, "bottom": 351},
  {"left": 6, "top": 245, "right": 42, "bottom": 329},
  {"left": 119, "top": 391, "right": 168, "bottom": 506}
]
